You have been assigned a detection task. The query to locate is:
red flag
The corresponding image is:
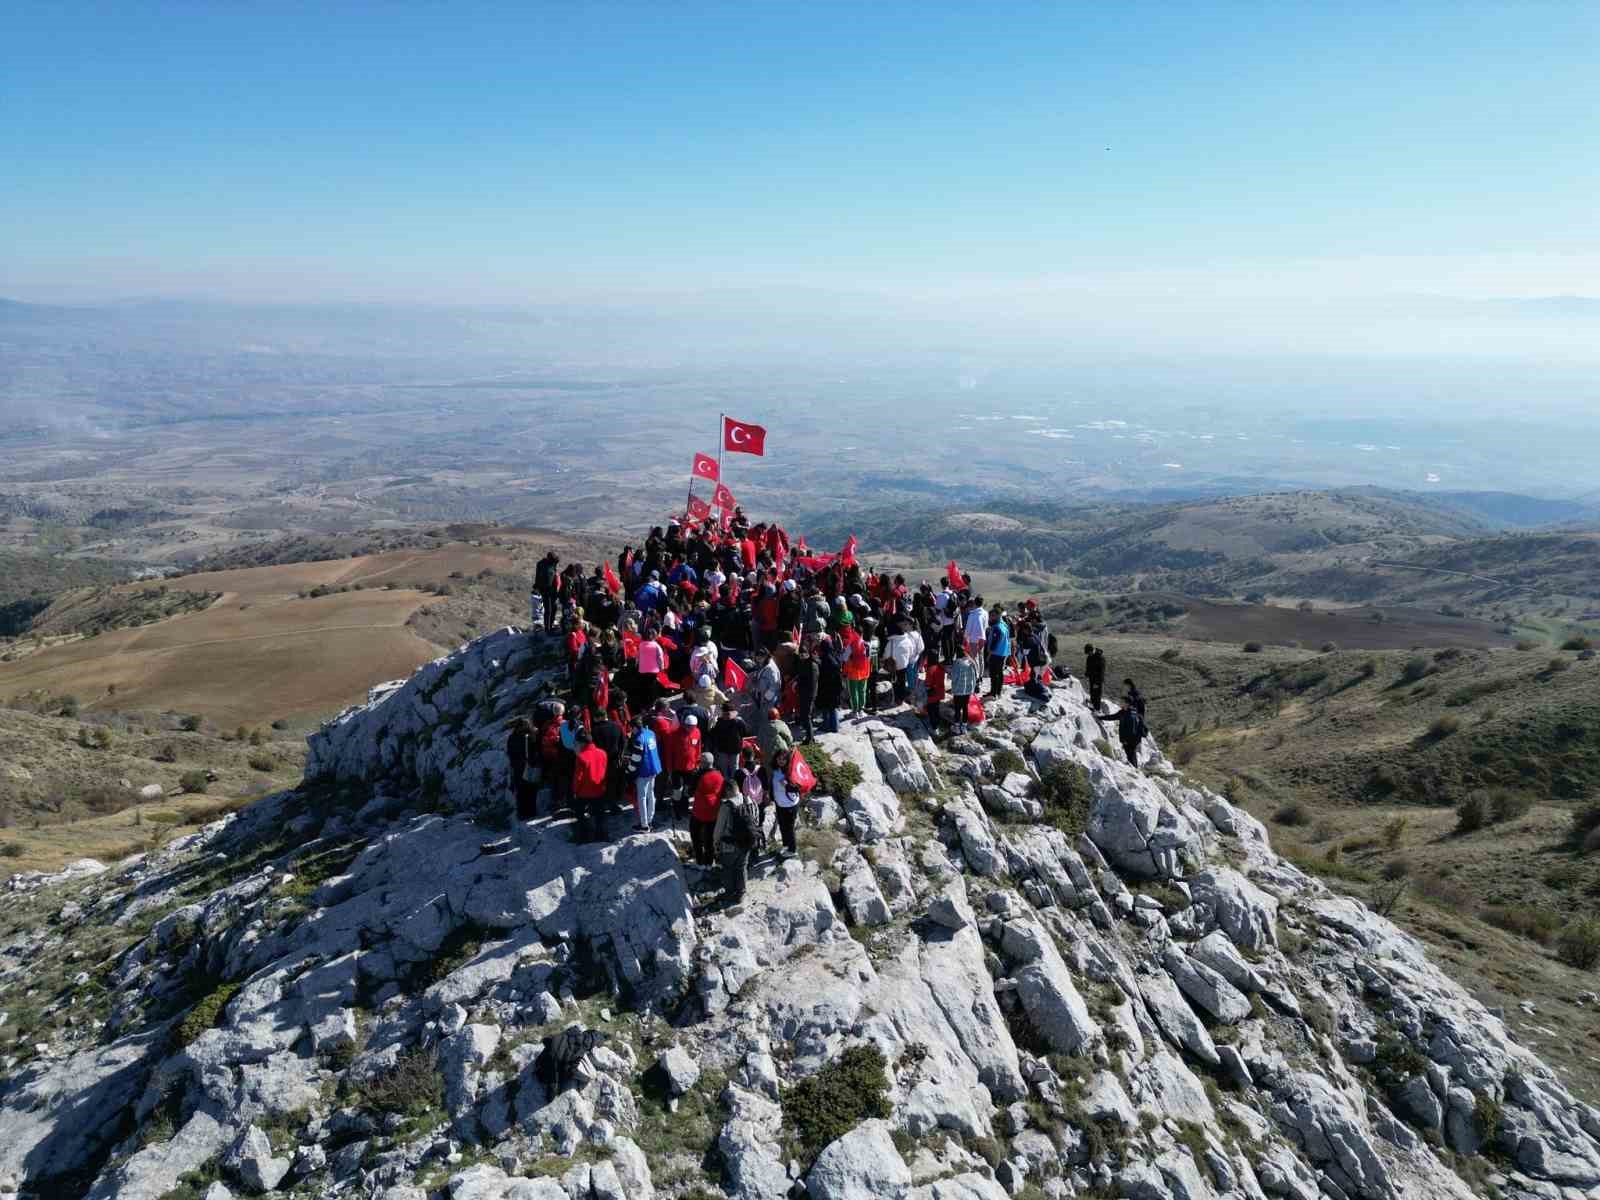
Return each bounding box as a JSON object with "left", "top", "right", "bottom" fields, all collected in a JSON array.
[
  {"left": 603, "top": 562, "right": 622, "bottom": 596},
  {"left": 723, "top": 656, "right": 747, "bottom": 692},
  {"left": 722, "top": 416, "right": 767, "bottom": 456},
  {"left": 691, "top": 452, "right": 719, "bottom": 481},
  {"left": 840, "top": 536, "right": 858, "bottom": 568},
  {"left": 712, "top": 482, "right": 736, "bottom": 510},
  {"left": 687, "top": 494, "right": 711, "bottom": 520},
  {"left": 946, "top": 560, "right": 964, "bottom": 590}
]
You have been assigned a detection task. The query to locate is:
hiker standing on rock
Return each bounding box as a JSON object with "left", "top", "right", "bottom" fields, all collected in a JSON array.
[
  {"left": 792, "top": 639, "right": 819, "bottom": 744},
  {"left": 985, "top": 605, "right": 1011, "bottom": 700},
  {"left": 627, "top": 714, "right": 663, "bottom": 832},
  {"left": 1095, "top": 684, "right": 1149, "bottom": 769},
  {"left": 592, "top": 705, "right": 627, "bottom": 830},
  {"left": 572, "top": 729, "right": 609, "bottom": 841},
  {"left": 712, "top": 776, "right": 758, "bottom": 904},
  {"left": 689, "top": 755, "right": 724, "bottom": 867},
  {"left": 816, "top": 632, "right": 844, "bottom": 735},
  {"left": 920, "top": 647, "right": 946, "bottom": 738},
  {"left": 505, "top": 717, "right": 538, "bottom": 821},
  {"left": 535, "top": 551, "right": 561, "bottom": 633},
  {"left": 770, "top": 749, "right": 800, "bottom": 858},
  {"left": 709, "top": 703, "right": 748, "bottom": 777},
  {"left": 1084, "top": 643, "right": 1106, "bottom": 711},
  {"left": 947, "top": 644, "right": 978, "bottom": 735}
]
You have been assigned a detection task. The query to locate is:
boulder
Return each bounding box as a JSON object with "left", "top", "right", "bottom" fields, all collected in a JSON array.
[
  {"left": 806, "top": 1119, "right": 912, "bottom": 1200},
  {"left": 1162, "top": 945, "right": 1251, "bottom": 1024},
  {"left": 222, "top": 1125, "right": 290, "bottom": 1195}
]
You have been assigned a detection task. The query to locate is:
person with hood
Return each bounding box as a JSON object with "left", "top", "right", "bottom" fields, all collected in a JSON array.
[
  {"left": 687, "top": 672, "right": 729, "bottom": 714},
  {"left": 947, "top": 644, "right": 979, "bottom": 735},
  {"left": 689, "top": 754, "right": 724, "bottom": 867},
  {"left": 627, "top": 714, "right": 664, "bottom": 832}
]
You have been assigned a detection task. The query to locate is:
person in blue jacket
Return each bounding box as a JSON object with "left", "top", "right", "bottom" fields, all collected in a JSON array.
[
  {"left": 628, "top": 714, "right": 664, "bottom": 832},
  {"left": 985, "top": 605, "right": 1012, "bottom": 699}
]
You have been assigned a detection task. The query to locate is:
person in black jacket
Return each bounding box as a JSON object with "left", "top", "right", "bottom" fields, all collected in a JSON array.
[
  {"left": 793, "top": 639, "right": 819, "bottom": 743},
  {"left": 535, "top": 552, "right": 561, "bottom": 632},
  {"left": 1084, "top": 643, "right": 1107, "bottom": 711},
  {"left": 816, "top": 634, "right": 844, "bottom": 735},
  {"left": 591, "top": 706, "right": 628, "bottom": 834},
  {"left": 709, "top": 704, "right": 748, "bottom": 777},
  {"left": 506, "top": 718, "right": 538, "bottom": 821}
]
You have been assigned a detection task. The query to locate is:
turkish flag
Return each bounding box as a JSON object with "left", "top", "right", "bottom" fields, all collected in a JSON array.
[
  {"left": 723, "top": 417, "right": 767, "bottom": 456},
  {"left": 946, "top": 560, "right": 965, "bottom": 590},
  {"left": 603, "top": 562, "right": 623, "bottom": 596},
  {"left": 724, "top": 656, "right": 747, "bottom": 692},
  {"left": 840, "top": 536, "right": 859, "bottom": 568},
  {"left": 712, "top": 482, "right": 736, "bottom": 510},
  {"left": 687, "top": 494, "right": 711, "bottom": 520},
  {"left": 691, "top": 453, "right": 719, "bottom": 481}
]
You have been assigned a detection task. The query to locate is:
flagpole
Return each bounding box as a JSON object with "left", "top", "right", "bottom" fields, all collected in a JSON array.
[{"left": 716, "top": 411, "right": 725, "bottom": 482}]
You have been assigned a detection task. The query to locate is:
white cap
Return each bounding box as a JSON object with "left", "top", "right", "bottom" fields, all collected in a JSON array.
[
  {"left": 684, "top": 715, "right": 698, "bottom": 727},
  {"left": 697, "top": 674, "right": 713, "bottom": 688}
]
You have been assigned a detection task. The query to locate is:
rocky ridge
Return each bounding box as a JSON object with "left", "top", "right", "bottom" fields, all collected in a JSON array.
[{"left": 1, "top": 625, "right": 1598, "bottom": 1200}]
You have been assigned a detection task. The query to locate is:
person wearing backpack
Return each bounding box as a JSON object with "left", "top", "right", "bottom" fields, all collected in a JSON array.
[
  {"left": 626, "top": 715, "right": 664, "bottom": 832},
  {"left": 947, "top": 645, "right": 978, "bottom": 736},
  {"left": 1095, "top": 691, "right": 1149, "bottom": 768},
  {"left": 1020, "top": 625, "right": 1051, "bottom": 701},
  {"left": 712, "top": 777, "right": 757, "bottom": 903},
  {"left": 535, "top": 551, "right": 561, "bottom": 633}
]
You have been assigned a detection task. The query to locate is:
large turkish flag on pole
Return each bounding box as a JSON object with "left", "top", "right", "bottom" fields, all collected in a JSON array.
[
  {"left": 712, "top": 482, "right": 737, "bottom": 510},
  {"left": 691, "top": 453, "right": 719, "bottom": 481},
  {"left": 722, "top": 417, "right": 767, "bottom": 456}
]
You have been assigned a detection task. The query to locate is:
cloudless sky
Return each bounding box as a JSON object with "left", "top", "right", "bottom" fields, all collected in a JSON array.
[{"left": 2, "top": 1, "right": 1596, "bottom": 302}]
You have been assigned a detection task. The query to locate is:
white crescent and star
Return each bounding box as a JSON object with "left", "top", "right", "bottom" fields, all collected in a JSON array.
[{"left": 730, "top": 425, "right": 750, "bottom": 445}]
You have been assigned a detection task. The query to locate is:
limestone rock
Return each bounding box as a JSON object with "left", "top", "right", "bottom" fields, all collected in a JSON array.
[{"left": 806, "top": 1119, "right": 912, "bottom": 1200}]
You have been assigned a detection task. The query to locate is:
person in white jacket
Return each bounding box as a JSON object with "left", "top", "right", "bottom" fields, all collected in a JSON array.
[
  {"left": 770, "top": 754, "right": 800, "bottom": 858},
  {"left": 688, "top": 630, "right": 719, "bottom": 683},
  {"left": 963, "top": 600, "right": 989, "bottom": 682}
]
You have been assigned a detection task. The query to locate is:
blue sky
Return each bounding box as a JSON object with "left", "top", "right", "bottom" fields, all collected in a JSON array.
[{"left": 2, "top": 1, "right": 1596, "bottom": 303}]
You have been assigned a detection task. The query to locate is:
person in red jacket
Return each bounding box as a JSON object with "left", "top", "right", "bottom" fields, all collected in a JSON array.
[
  {"left": 689, "top": 755, "right": 725, "bottom": 867},
  {"left": 922, "top": 646, "right": 947, "bottom": 738},
  {"left": 571, "top": 729, "right": 609, "bottom": 841},
  {"left": 671, "top": 714, "right": 703, "bottom": 834}
]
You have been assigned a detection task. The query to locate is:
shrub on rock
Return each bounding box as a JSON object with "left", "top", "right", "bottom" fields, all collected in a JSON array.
[{"left": 782, "top": 1043, "right": 891, "bottom": 1157}]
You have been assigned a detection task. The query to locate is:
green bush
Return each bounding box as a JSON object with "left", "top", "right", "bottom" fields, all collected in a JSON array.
[
  {"left": 179, "top": 714, "right": 202, "bottom": 732},
  {"left": 174, "top": 982, "right": 240, "bottom": 1048},
  {"left": 1561, "top": 637, "right": 1593, "bottom": 652},
  {"left": 782, "top": 1043, "right": 891, "bottom": 1157},
  {"left": 1242, "top": 642, "right": 1263, "bottom": 654},
  {"left": 1572, "top": 803, "right": 1600, "bottom": 850},
  {"left": 350, "top": 1047, "right": 444, "bottom": 1116},
  {"left": 1273, "top": 803, "right": 1309, "bottom": 827},
  {"left": 58, "top": 695, "right": 81, "bottom": 718},
  {"left": 990, "top": 748, "right": 1027, "bottom": 778},
  {"left": 1557, "top": 918, "right": 1600, "bottom": 969},
  {"left": 178, "top": 770, "right": 209, "bottom": 794},
  {"left": 1399, "top": 657, "right": 1430, "bottom": 684},
  {"left": 1455, "top": 792, "right": 1487, "bottom": 834},
  {"left": 794, "top": 743, "right": 863, "bottom": 799},
  {"left": 247, "top": 753, "right": 275, "bottom": 772},
  {"left": 1426, "top": 715, "right": 1461, "bottom": 740},
  {"left": 1032, "top": 761, "right": 1094, "bottom": 837},
  {"left": 1489, "top": 789, "right": 1532, "bottom": 824},
  {"left": 1482, "top": 904, "right": 1561, "bottom": 945},
  {"left": 0, "top": 842, "right": 24, "bottom": 859}
]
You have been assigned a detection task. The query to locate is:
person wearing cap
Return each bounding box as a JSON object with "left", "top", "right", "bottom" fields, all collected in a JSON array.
[
  {"left": 689, "top": 753, "right": 725, "bottom": 867},
  {"left": 671, "top": 713, "right": 703, "bottom": 834}
]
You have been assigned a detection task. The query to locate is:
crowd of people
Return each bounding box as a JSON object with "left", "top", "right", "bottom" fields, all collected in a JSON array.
[{"left": 509, "top": 509, "right": 1151, "bottom": 905}]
